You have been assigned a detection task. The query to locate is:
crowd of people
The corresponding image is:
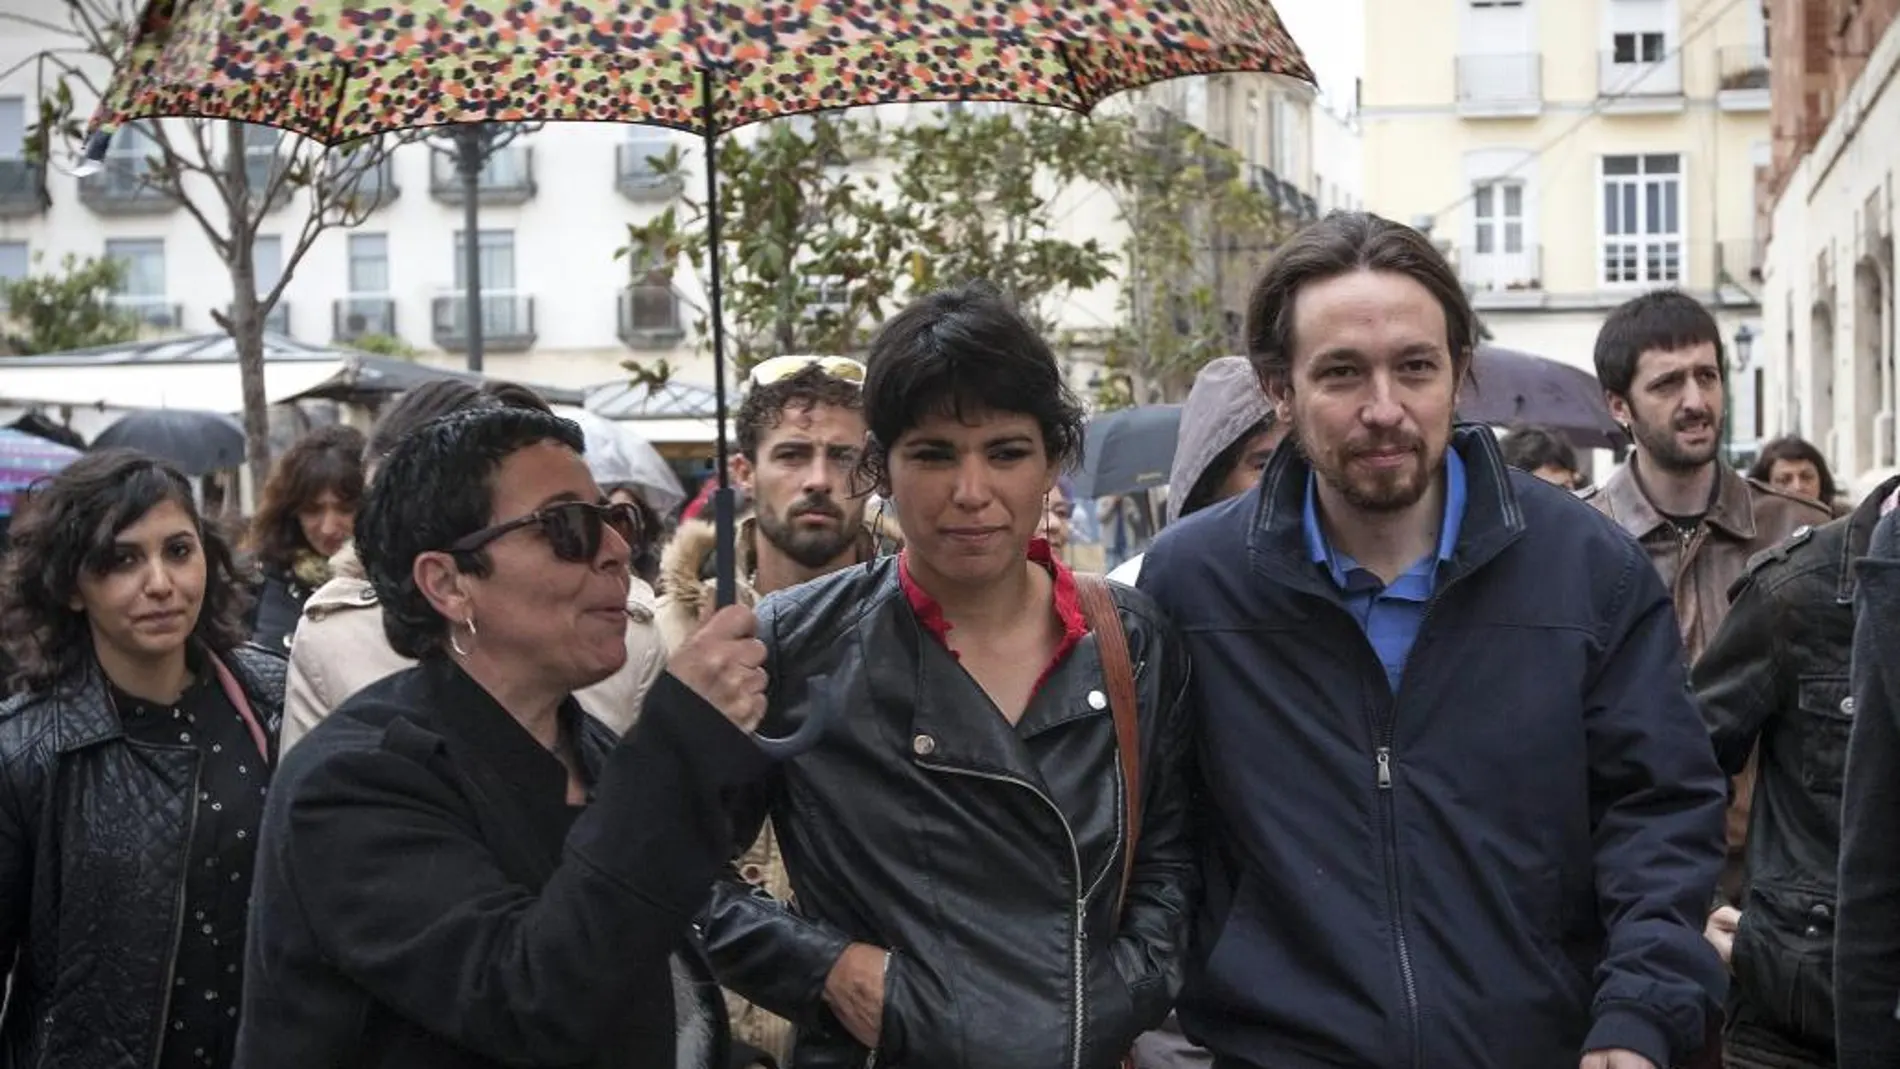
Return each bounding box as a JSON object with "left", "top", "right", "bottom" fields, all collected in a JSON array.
[{"left": 0, "top": 210, "right": 1897, "bottom": 1069}]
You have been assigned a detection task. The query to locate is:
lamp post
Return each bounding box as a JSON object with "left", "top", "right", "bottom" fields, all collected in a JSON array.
[{"left": 1728, "top": 323, "right": 1756, "bottom": 459}]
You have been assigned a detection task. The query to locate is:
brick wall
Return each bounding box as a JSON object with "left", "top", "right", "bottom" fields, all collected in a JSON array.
[{"left": 1765, "top": 0, "right": 1900, "bottom": 210}]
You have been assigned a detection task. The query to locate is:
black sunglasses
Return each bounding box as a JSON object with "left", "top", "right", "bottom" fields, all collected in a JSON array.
[{"left": 445, "top": 501, "right": 644, "bottom": 563}]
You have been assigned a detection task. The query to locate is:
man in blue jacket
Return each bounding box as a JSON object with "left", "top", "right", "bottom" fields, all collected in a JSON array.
[{"left": 1139, "top": 211, "right": 1728, "bottom": 1069}]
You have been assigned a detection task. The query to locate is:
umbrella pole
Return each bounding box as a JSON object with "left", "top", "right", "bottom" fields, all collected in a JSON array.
[{"left": 701, "top": 66, "right": 738, "bottom": 609}]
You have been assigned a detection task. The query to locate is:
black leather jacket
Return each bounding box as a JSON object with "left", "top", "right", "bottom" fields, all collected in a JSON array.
[
  {"left": 1693, "top": 475, "right": 1900, "bottom": 1055},
  {"left": 0, "top": 646, "right": 285, "bottom": 1069},
  {"left": 703, "top": 560, "right": 1197, "bottom": 1069}
]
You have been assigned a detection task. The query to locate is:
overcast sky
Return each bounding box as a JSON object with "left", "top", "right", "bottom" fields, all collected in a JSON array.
[{"left": 1272, "top": 0, "right": 1366, "bottom": 112}]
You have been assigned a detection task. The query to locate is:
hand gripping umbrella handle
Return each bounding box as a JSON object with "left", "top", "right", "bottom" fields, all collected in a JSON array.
[{"left": 751, "top": 673, "right": 839, "bottom": 760}]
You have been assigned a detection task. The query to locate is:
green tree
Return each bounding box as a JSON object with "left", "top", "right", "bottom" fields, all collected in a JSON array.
[
  {"left": 13, "top": 0, "right": 411, "bottom": 490},
  {"left": 880, "top": 108, "right": 1121, "bottom": 337},
  {"left": 0, "top": 253, "right": 138, "bottom": 355},
  {"left": 617, "top": 119, "right": 906, "bottom": 377}
]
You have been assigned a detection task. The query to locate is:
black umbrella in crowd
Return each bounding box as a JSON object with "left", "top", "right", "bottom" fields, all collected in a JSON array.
[
  {"left": 1074, "top": 405, "right": 1183, "bottom": 499},
  {"left": 91, "top": 409, "right": 246, "bottom": 477},
  {"left": 1460, "top": 346, "right": 1627, "bottom": 450}
]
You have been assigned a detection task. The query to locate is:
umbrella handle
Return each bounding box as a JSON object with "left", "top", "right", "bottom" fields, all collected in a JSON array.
[
  {"left": 752, "top": 673, "right": 839, "bottom": 760},
  {"left": 713, "top": 486, "right": 738, "bottom": 607}
]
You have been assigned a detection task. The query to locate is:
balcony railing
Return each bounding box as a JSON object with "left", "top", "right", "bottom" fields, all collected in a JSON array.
[
  {"left": 109, "top": 296, "right": 183, "bottom": 328},
  {"left": 0, "top": 157, "right": 49, "bottom": 216},
  {"left": 618, "top": 283, "right": 685, "bottom": 347},
  {"left": 1455, "top": 54, "right": 1543, "bottom": 116},
  {"left": 1718, "top": 45, "right": 1770, "bottom": 92},
  {"left": 330, "top": 155, "right": 400, "bottom": 210},
  {"left": 1718, "top": 239, "right": 1765, "bottom": 286},
  {"left": 1295, "top": 190, "right": 1318, "bottom": 221},
  {"left": 616, "top": 142, "right": 683, "bottom": 202},
  {"left": 428, "top": 146, "right": 536, "bottom": 205},
  {"left": 1598, "top": 51, "right": 1684, "bottom": 102},
  {"left": 334, "top": 296, "right": 396, "bottom": 341},
  {"left": 431, "top": 293, "right": 537, "bottom": 352},
  {"left": 78, "top": 157, "right": 177, "bottom": 214},
  {"left": 1458, "top": 245, "right": 1544, "bottom": 296}
]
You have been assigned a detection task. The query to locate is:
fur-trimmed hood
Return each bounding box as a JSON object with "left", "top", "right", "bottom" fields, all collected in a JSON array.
[{"left": 655, "top": 509, "right": 902, "bottom": 653}]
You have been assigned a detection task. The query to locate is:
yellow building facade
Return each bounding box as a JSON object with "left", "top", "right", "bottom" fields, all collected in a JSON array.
[{"left": 1361, "top": 0, "right": 1772, "bottom": 443}]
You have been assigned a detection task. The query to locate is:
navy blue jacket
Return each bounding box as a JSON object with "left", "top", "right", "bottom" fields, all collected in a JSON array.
[{"left": 1138, "top": 425, "right": 1727, "bottom": 1069}]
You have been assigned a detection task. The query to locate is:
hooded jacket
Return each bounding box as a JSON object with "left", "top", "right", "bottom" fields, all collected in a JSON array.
[
  {"left": 279, "top": 543, "right": 666, "bottom": 752},
  {"left": 1108, "top": 358, "right": 1273, "bottom": 586}
]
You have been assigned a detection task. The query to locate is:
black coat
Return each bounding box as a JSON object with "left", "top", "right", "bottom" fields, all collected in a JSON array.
[
  {"left": 0, "top": 646, "right": 286, "bottom": 1069},
  {"left": 235, "top": 657, "right": 773, "bottom": 1069},
  {"left": 1139, "top": 426, "right": 1729, "bottom": 1069},
  {"left": 703, "top": 560, "right": 1197, "bottom": 1069},
  {"left": 246, "top": 571, "right": 310, "bottom": 654},
  {"left": 1694, "top": 475, "right": 1900, "bottom": 1057},
  {"left": 1836, "top": 506, "right": 1900, "bottom": 1069}
]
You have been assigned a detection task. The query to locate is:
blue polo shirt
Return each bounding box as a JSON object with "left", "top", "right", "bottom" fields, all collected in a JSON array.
[{"left": 1303, "top": 451, "right": 1467, "bottom": 692}]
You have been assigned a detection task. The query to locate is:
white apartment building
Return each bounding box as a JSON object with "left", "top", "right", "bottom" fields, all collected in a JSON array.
[{"left": 1362, "top": 0, "right": 1771, "bottom": 450}]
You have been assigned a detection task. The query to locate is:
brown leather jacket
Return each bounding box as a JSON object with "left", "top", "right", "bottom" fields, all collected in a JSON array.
[{"left": 1586, "top": 461, "right": 1831, "bottom": 891}]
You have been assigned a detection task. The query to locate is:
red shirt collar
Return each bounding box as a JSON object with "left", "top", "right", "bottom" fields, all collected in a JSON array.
[{"left": 898, "top": 538, "right": 1089, "bottom": 684}]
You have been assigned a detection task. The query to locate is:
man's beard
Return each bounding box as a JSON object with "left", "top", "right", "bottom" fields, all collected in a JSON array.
[
  {"left": 1296, "top": 417, "right": 1436, "bottom": 515},
  {"left": 756, "top": 494, "right": 859, "bottom": 569},
  {"left": 1632, "top": 408, "right": 1721, "bottom": 474}
]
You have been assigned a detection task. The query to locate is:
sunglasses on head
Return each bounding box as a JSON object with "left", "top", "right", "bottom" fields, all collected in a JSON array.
[
  {"left": 444, "top": 501, "right": 644, "bottom": 563},
  {"left": 747, "top": 355, "right": 866, "bottom": 388}
]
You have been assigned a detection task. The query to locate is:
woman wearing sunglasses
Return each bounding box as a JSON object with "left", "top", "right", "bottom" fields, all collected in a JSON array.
[
  {"left": 703, "top": 282, "right": 1197, "bottom": 1069},
  {"left": 237, "top": 407, "right": 776, "bottom": 1069},
  {"left": 278, "top": 381, "right": 665, "bottom": 753}
]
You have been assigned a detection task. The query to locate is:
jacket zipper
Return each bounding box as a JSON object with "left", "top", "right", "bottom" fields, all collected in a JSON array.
[
  {"left": 915, "top": 761, "right": 1089, "bottom": 1069},
  {"left": 151, "top": 756, "right": 201, "bottom": 1069}
]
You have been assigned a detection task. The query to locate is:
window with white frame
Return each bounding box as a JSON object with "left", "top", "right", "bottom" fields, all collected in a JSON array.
[
  {"left": 241, "top": 124, "right": 281, "bottom": 192},
  {"left": 105, "top": 238, "right": 169, "bottom": 323},
  {"left": 0, "top": 241, "right": 27, "bottom": 283},
  {"left": 1611, "top": 31, "right": 1666, "bottom": 64},
  {"left": 0, "top": 99, "right": 24, "bottom": 159},
  {"left": 1269, "top": 95, "right": 1298, "bottom": 177},
  {"left": 1473, "top": 179, "right": 1525, "bottom": 255},
  {"left": 1600, "top": 153, "right": 1682, "bottom": 286},
  {"left": 348, "top": 233, "right": 388, "bottom": 295}
]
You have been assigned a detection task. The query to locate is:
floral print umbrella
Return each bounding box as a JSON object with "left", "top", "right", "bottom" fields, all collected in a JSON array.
[
  {"left": 87, "top": 0, "right": 1314, "bottom": 145},
  {"left": 80, "top": 2, "right": 1313, "bottom": 754}
]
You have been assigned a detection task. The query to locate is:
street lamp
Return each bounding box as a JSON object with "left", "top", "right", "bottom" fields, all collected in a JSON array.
[
  {"left": 1725, "top": 323, "right": 1756, "bottom": 459},
  {"left": 1733, "top": 323, "right": 1755, "bottom": 371}
]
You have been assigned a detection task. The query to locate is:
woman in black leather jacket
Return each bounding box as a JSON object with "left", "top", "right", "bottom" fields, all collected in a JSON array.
[
  {"left": 244, "top": 424, "right": 366, "bottom": 651},
  {"left": 0, "top": 449, "right": 286, "bottom": 1069},
  {"left": 704, "top": 281, "right": 1198, "bottom": 1069}
]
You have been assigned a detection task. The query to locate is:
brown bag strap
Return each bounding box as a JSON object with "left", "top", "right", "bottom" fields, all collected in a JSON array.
[{"left": 1074, "top": 573, "right": 1142, "bottom": 925}]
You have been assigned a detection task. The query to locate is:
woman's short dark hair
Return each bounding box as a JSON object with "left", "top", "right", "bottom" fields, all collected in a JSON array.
[
  {"left": 1499, "top": 424, "right": 1580, "bottom": 476},
  {"left": 1245, "top": 212, "right": 1480, "bottom": 393},
  {"left": 0, "top": 450, "right": 252, "bottom": 694},
  {"left": 366, "top": 380, "right": 492, "bottom": 464},
  {"left": 480, "top": 379, "right": 554, "bottom": 414},
  {"left": 247, "top": 425, "right": 367, "bottom": 570},
  {"left": 1748, "top": 434, "right": 1837, "bottom": 504},
  {"left": 855, "top": 281, "right": 1085, "bottom": 494},
  {"left": 354, "top": 407, "right": 585, "bottom": 659}
]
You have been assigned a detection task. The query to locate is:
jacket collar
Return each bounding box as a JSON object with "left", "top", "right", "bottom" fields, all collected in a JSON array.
[
  {"left": 1837, "top": 474, "right": 1900, "bottom": 602},
  {"left": 1598, "top": 458, "right": 1759, "bottom": 542},
  {"left": 413, "top": 656, "right": 600, "bottom": 803},
  {"left": 1248, "top": 423, "right": 1525, "bottom": 601},
  {"left": 53, "top": 643, "right": 255, "bottom": 755}
]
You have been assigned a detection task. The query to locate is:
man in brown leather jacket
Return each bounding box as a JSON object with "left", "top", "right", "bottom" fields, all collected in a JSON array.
[{"left": 1583, "top": 290, "right": 1830, "bottom": 907}]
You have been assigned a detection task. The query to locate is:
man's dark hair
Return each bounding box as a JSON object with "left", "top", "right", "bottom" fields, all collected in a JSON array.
[
  {"left": 480, "top": 379, "right": 555, "bottom": 415},
  {"left": 855, "top": 281, "right": 1085, "bottom": 494},
  {"left": 247, "top": 424, "right": 367, "bottom": 570},
  {"left": 366, "top": 380, "right": 493, "bottom": 464},
  {"left": 354, "top": 407, "right": 585, "bottom": 659},
  {"left": 1593, "top": 288, "right": 1725, "bottom": 399},
  {"left": 1498, "top": 424, "right": 1579, "bottom": 476},
  {"left": 735, "top": 363, "right": 864, "bottom": 460},
  {"left": 1747, "top": 434, "right": 1838, "bottom": 504},
  {"left": 0, "top": 449, "right": 252, "bottom": 693},
  {"left": 1244, "top": 212, "right": 1480, "bottom": 392}
]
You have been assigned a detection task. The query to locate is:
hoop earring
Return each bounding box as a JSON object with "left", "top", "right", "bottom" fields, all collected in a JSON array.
[{"left": 450, "top": 616, "right": 477, "bottom": 658}]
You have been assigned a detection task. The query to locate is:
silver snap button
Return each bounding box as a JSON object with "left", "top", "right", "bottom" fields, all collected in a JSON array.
[
  {"left": 1842, "top": 696, "right": 1856, "bottom": 715},
  {"left": 1087, "top": 690, "right": 1108, "bottom": 711},
  {"left": 912, "top": 734, "right": 936, "bottom": 756}
]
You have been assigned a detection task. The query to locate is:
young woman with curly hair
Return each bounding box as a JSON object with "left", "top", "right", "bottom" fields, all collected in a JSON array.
[
  {"left": 0, "top": 449, "right": 286, "bottom": 1069},
  {"left": 245, "top": 424, "right": 367, "bottom": 651}
]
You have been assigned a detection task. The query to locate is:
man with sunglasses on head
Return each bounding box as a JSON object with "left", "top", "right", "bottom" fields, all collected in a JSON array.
[{"left": 657, "top": 353, "right": 900, "bottom": 1066}]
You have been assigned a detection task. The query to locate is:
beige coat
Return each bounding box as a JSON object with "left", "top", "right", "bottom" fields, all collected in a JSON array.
[
  {"left": 280, "top": 543, "right": 667, "bottom": 753},
  {"left": 657, "top": 512, "right": 898, "bottom": 1064}
]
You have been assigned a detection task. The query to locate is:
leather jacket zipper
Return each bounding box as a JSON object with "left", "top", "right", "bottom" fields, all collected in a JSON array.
[
  {"left": 915, "top": 761, "right": 1089, "bottom": 1069},
  {"left": 151, "top": 756, "right": 201, "bottom": 1069}
]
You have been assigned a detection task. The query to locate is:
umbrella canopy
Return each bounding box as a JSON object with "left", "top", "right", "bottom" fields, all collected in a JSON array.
[
  {"left": 1074, "top": 405, "right": 1183, "bottom": 499},
  {"left": 0, "top": 427, "right": 84, "bottom": 518},
  {"left": 555, "top": 406, "right": 689, "bottom": 514},
  {"left": 89, "top": 2, "right": 1313, "bottom": 146},
  {"left": 91, "top": 409, "right": 247, "bottom": 477},
  {"left": 1460, "top": 346, "right": 1627, "bottom": 451}
]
